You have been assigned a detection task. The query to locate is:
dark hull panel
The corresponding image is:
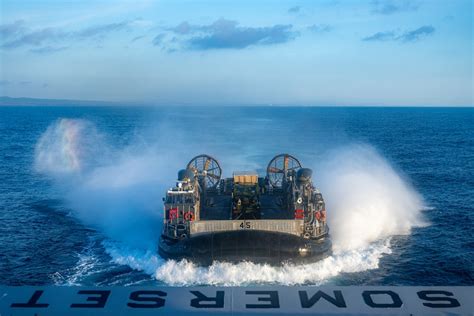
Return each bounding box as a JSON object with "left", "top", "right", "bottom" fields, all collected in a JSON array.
[{"left": 159, "top": 230, "right": 332, "bottom": 265}]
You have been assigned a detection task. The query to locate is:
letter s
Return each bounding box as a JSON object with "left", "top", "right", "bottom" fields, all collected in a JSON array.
[{"left": 417, "top": 290, "right": 461, "bottom": 308}]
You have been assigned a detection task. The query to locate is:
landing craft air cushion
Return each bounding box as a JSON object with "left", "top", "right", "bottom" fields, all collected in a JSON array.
[{"left": 158, "top": 154, "right": 331, "bottom": 264}]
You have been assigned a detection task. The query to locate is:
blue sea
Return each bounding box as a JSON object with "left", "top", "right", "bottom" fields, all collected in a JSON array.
[{"left": 0, "top": 106, "right": 473, "bottom": 286}]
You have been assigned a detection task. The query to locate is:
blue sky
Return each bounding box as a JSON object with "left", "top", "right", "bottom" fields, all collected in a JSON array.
[{"left": 0, "top": 0, "right": 472, "bottom": 106}]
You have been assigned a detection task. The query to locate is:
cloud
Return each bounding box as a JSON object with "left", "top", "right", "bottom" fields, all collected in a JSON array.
[
  {"left": 29, "top": 46, "right": 68, "bottom": 54},
  {"left": 2, "top": 18, "right": 299, "bottom": 52},
  {"left": 2, "top": 28, "right": 67, "bottom": 48},
  {"left": 0, "top": 20, "right": 27, "bottom": 39},
  {"left": 77, "top": 21, "right": 129, "bottom": 38},
  {"left": 0, "top": 20, "right": 133, "bottom": 49},
  {"left": 152, "top": 34, "right": 165, "bottom": 46},
  {"left": 190, "top": 24, "right": 296, "bottom": 50},
  {"left": 398, "top": 25, "right": 435, "bottom": 42},
  {"left": 370, "top": 0, "right": 419, "bottom": 15},
  {"left": 288, "top": 6, "right": 301, "bottom": 13},
  {"left": 131, "top": 35, "right": 145, "bottom": 42},
  {"left": 362, "top": 31, "right": 396, "bottom": 41},
  {"left": 169, "top": 22, "right": 193, "bottom": 35},
  {"left": 165, "top": 19, "right": 298, "bottom": 50},
  {"left": 307, "top": 24, "right": 333, "bottom": 33},
  {"left": 362, "top": 25, "right": 435, "bottom": 43}
]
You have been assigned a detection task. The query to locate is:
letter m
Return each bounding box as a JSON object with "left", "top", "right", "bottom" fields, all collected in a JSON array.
[{"left": 299, "top": 290, "right": 347, "bottom": 308}]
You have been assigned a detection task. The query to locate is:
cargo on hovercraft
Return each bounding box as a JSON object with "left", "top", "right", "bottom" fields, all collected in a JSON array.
[{"left": 158, "top": 154, "right": 331, "bottom": 265}]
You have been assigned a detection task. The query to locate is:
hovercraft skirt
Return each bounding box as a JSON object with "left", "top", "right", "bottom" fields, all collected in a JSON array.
[{"left": 159, "top": 230, "right": 332, "bottom": 265}]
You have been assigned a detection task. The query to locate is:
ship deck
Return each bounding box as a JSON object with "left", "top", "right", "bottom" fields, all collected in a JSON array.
[{"left": 199, "top": 191, "right": 293, "bottom": 220}]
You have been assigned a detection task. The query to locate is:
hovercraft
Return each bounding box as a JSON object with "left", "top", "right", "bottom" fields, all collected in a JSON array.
[{"left": 158, "top": 154, "right": 331, "bottom": 265}]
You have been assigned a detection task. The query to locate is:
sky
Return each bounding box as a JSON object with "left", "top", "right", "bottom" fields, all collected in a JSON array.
[{"left": 0, "top": 0, "right": 472, "bottom": 106}]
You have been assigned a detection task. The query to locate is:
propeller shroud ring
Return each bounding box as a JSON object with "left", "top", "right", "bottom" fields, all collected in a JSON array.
[
  {"left": 266, "top": 153, "right": 302, "bottom": 187},
  {"left": 187, "top": 154, "right": 222, "bottom": 188}
]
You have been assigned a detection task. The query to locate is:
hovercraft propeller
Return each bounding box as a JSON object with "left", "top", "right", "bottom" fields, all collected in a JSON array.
[
  {"left": 187, "top": 154, "right": 222, "bottom": 188},
  {"left": 266, "top": 153, "right": 301, "bottom": 187}
]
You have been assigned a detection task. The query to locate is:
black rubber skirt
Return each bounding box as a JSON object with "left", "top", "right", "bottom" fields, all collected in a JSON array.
[{"left": 159, "top": 230, "right": 332, "bottom": 265}]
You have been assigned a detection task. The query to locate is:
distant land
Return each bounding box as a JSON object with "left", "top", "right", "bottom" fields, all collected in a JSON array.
[{"left": 0, "top": 96, "right": 123, "bottom": 107}]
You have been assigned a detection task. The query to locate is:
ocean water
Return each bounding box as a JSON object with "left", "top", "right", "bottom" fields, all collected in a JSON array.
[{"left": 0, "top": 106, "right": 472, "bottom": 286}]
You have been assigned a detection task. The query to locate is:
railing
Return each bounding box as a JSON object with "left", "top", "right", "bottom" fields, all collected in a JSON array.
[{"left": 190, "top": 219, "right": 305, "bottom": 237}]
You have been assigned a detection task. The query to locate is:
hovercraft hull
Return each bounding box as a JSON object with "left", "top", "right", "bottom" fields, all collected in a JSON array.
[{"left": 159, "top": 230, "right": 332, "bottom": 265}]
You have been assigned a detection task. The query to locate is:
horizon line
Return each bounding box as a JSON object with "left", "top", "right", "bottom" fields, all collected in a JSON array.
[{"left": 0, "top": 96, "right": 472, "bottom": 108}]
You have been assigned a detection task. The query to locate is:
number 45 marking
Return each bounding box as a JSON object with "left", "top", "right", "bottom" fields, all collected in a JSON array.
[{"left": 239, "top": 221, "right": 251, "bottom": 229}]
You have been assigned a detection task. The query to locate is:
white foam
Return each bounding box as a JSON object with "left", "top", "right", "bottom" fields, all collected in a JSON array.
[
  {"left": 35, "top": 118, "right": 163, "bottom": 250},
  {"left": 316, "top": 144, "right": 427, "bottom": 251},
  {"left": 104, "top": 239, "right": 391, "bottom": 286},
  {"left": 35, "top": 118, "right": 107, "bottom": 175}
]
